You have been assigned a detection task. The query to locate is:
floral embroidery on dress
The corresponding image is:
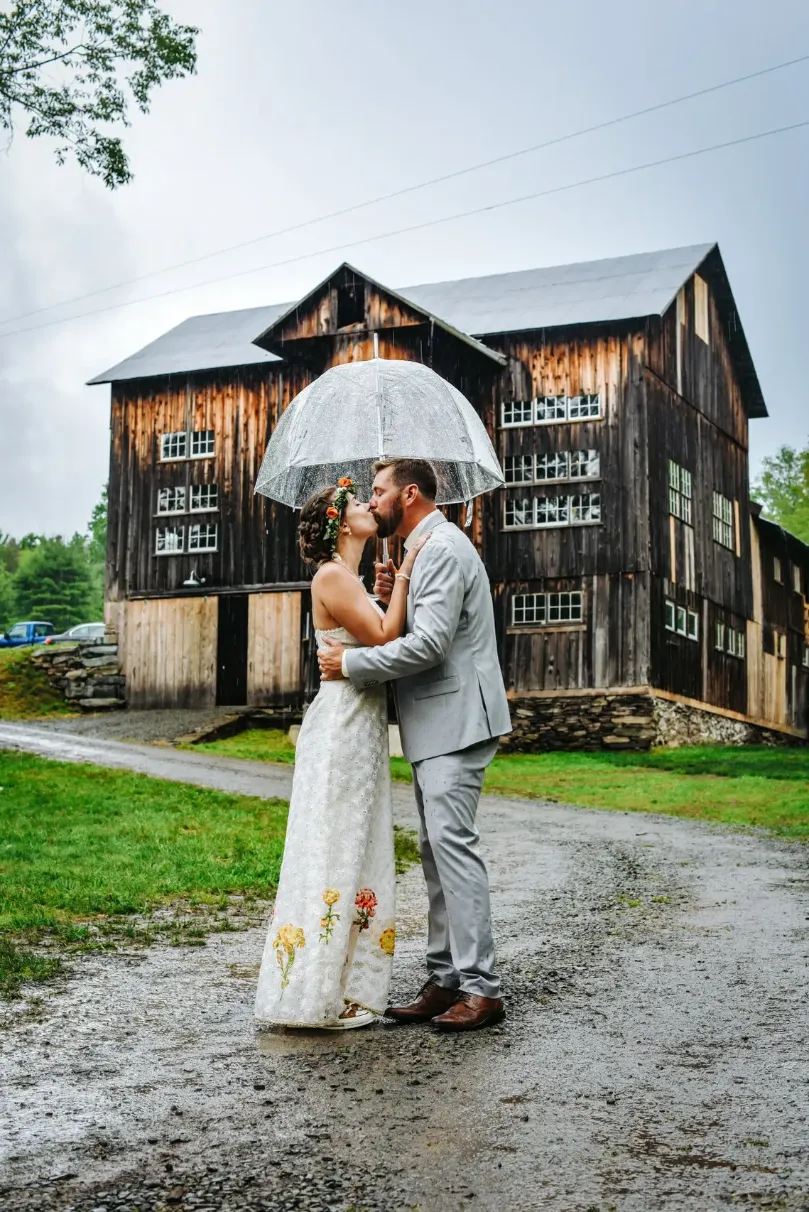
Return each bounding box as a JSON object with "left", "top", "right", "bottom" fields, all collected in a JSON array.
[
  {"left": 354, "top": 888, "right": 378, "bottom": 932},
  {"left": 379, "top": 927, "right": 396, "bottom": 956},
  {"left": 320, "top": 889, "right": 341, "bottom": 943},
  {"left": 273, "top": 923, "right": 306, "bottom": 993}
]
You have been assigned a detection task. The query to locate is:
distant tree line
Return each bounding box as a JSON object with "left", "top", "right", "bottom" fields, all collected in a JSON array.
[
  {"left": 0, "top": 489, "right": 107, "bottom": 634},
  {"left": 752, "top": 437, "right": 809, "bottom": 545}
]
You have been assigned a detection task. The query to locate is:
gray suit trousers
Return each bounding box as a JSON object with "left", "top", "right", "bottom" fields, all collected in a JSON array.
[{"left": 411, "top": 736, "right": 500, "bottom": 1000}]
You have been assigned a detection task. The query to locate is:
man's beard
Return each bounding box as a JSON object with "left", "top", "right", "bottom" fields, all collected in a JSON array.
[{"left": 372, "top": 499, "right": 404, "bottom": 538}]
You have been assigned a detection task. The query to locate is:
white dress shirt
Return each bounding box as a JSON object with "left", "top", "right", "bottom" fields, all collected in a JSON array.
[{"left": 339, "top": 510, "right": 444, "bottom": 676}]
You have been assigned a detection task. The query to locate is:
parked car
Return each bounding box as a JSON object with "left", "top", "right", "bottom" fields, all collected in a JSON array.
[
  {"left": 0, "top": 621, "right": 55, "bottom": 648},
  {"left": 44, "top": 622, "right": 106, "bottom": 645}
]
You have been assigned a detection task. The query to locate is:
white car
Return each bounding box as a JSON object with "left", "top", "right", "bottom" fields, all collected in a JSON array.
[{"left": 44, "top": 622, "right": 106, "bottom": 645}]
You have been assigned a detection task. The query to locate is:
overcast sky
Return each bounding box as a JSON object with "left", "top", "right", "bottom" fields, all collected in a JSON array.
[{"left": 1, "top": 0, "right": 808, "bottom": 537}]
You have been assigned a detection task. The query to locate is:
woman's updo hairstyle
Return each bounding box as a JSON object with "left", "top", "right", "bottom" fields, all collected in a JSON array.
[{"left": 298, "top": 486, "right": 339, "bottom": 566}]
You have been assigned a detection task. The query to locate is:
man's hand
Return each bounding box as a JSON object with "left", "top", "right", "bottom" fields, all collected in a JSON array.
[
  {"left": 318, "top": 636, "right": 347, "bottom": 681},
  {"left": 373, "top": 558, "right": 396, "bottom": 605}
]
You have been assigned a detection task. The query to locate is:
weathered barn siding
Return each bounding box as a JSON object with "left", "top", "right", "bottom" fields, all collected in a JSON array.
[{"left": 247, "top": 590, "right": 302, "bottom": 705}]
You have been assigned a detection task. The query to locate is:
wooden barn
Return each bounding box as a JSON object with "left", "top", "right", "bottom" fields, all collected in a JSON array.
[{"left": 90, "top": 244, "right": 809, "bottom": 747}]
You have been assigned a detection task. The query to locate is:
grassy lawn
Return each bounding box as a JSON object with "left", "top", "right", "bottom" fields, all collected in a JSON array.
[
  {"left": 0, "top": 749, "right": 418, "bottom": 999},
  {"left": 0, "top": 648, "right": 75, "bottom": 719},
  {"left": 195, "top": 730, "right": 809, "bottom": 840}
]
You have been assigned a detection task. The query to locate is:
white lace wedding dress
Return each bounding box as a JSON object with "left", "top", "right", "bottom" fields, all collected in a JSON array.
[{"left": 254, "top": 610, "right": 395, "bottom": 1028}]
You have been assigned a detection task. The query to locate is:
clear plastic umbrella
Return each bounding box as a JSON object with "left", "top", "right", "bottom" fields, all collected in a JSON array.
[{"left": 254, "top": 356, "right": 504, "bottom": 510}]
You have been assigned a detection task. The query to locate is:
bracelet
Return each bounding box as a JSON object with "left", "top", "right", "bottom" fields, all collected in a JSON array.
[{"left": 395, "top": 573, "right": 411, "bottom": 581}]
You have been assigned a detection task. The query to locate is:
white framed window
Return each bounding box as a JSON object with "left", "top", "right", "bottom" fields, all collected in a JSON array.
[
  {"left": 504, "top": 456, "right": 535, "bottom": 484},
  {"left": 664, "top": 599, "right": 676, "bottom": 631},
  {"left": 715, "top": 621, "right": 726, "bottom": 651},
  {"left": 190, "top": 484, "right": 219, "bottom": 512},
  {"left": 676, "top": 605, "right": 687, "bottom": 635},
  {"left": 569, "top": 449, "right": 600, "bottom": 480},
  {"left": 668, "top": 602, "right": 699, "bottom": 642},
  {"left": 535, "top": 395, "right": 568, "bottom": 423},
  {"left": 536, "top": 496, "right": 570, "bottom": 527},
  {"left": 570, "top": 493, "right": 601, "bottom": 523},
  {"left": 694, "top": 274, "right": 710, "bottom": 345},
  {"left": 502, "top": 400, "right": 534, "bottom": 427},
  {"left": 512, "top": 591, "right": 583, "bottom": 626},
  {"left": 504, "top": 492, "right": 601, "bottom": 530},
  {"left": 686, "top": 610, "right": 699, "bottom": 641},
  {"left": 792, "top": 564, "right": 802, "bottom": 594},
  {"left": 737, "top": 630, "right": 746, "bottom": 659},
  {"left": 536, "top": 394, "right": 601, "bottom": 424},
  {"left": 155, "top": 526, "right": 184, "bottom": 555},
  {"left": 776, "top": 632, "right": 787, "bottom": 659},
  {"left": 669, "top": 461, "right": 693, "bottom": 525},
  {"left": 188, "top": 523, "right": 218, "bottom": 552},
  {"left": 156, "top": 486, "right": 186, "bottom": 515},
  {"left": 160, "top": 432, "right": 187, "bottom": 461},
  {"left": 773, "top": 557, "right": 782, "bottom": 583},
  {"left": 547, "top": 591, "right": 583, "bottom": 623},
  {"left": 536, "top": 452, "right": 570, "bottom": 481},
  {"left": 712, "top": 492, "right": 734, "bottom": 550},
  {"left": 802, "top": 642, "right": 809, "bottom": 668},
  {"left": 190, "top": 429, "right": 215, "bottom": 458},
  {"left": 512, "top": 593, "right": 546, "bottom": 625}
]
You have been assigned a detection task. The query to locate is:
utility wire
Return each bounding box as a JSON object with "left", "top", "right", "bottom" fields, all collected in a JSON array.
[
  {"left": 1, "top": 117, "right": 807, "bottom": 342},
  {"left": 1, "top": 49, "right": 808, "bottom": 330}
]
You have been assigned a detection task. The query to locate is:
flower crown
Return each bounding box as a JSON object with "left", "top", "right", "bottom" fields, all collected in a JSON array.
[{"left": 324, "top": 477, "right": 354, "bottom": 552}]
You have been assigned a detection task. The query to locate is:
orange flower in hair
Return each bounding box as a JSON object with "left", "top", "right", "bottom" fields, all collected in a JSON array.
[
  {"left": 338, "top": 477, "right": 353, "bottom": 488},
  {"left": 326, "top": 506, "right": 339, "bottom": 519}
]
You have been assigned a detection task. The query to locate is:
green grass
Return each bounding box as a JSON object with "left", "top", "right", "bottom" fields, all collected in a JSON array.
[
  {"left": 0, "top": 648, "right": 75, "bottom": 719},
  {"left": 0, "top": 750, "right": 419, "bottom": 998},
  {"left": 196, "top": 731, "right": 809, "bottom": 840}
]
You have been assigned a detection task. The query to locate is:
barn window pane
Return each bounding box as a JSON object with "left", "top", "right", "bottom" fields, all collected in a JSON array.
[
  {"left": 773, "top": 557, "right": 782, "bottom": 583},
  {"left": 536, "top": 496, "right": 569, "bottom": 526},
  {"left": 512, "top": 593, "right": 545, "bottom": 625},
  {"left": 715, "top": 621, "right": 725, "bottom": 650},
  {"left": 190, "top": 484, "right": 219, "bottom": 511},
  {"left": 505, "top": 498, "right": 534, "bottom": 528},
  {"left": 668, "top": 461, "right": 680, "bottom": 492},
  {"left": 188, "top": 523, "right": 218, "bottom": 552},
  {"left": 664, "top": 599, "right": 676, "bottom": 631},
  {"left": 686, "top": 610, "right": 699, "bottom": 641},
  {"left": 160, "top": 432, "right": 187, "bottom": 461},
  {"left": 190, "top": 430, "right": 215, "bottom": 457},
  {"left": 792, "top": 564, "right": 802, "bottom": 594},
  {"left": 502, "top": 400, "right": 533, "bottom": 427},
  {"left": 536, "top": 452, "right": 569, "bottom": 481},
  {"left": 802, "top": 643, "right": 809, "bottom": 668},
  {"left": 157, "top": 486, "right": 186, "bottom": 514},
  {"left": 570, "top": 493, "right": 600, "bottom": 523},
  {"left": 712, "top": 491, "right": 734, "bottom": 549},
  {"left": 536, "top": 396, "right": 568, "bottom": 423},
  {"left": 568, "top": 393, "right": 601, "bottom": 420},
  {"left": 504, "top": 456, "right": 535, "bottom": 484},
  {"left": 676, "top": 605, "right": 687, "bottom": 635},
  {"left": 570, "top": 449, "right": 600, "bottom": 479},
  {"left": 547, "top": 591, "right": 583, "bottom": 623},
  {"left": 155, "top": 526, "right": 184, "bottom": 555}
]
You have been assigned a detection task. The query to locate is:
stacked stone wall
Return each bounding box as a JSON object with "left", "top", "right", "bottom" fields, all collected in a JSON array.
[{"left": 30, "top": 641, "right": 126, "bottom": 710}]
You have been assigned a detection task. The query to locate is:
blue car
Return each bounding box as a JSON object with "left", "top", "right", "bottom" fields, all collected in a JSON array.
[{"left": 0, "top": 621, "right": 55, "bottom": 648}]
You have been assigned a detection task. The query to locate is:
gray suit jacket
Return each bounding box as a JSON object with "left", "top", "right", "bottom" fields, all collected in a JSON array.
[{"left": 345, "top": 515, "right": 512, "bottom": 763}]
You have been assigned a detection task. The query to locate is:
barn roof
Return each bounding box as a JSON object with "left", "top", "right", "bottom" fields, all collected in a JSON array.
[{"left": 88, "top": 243, "right": 765, "bottom": 416}]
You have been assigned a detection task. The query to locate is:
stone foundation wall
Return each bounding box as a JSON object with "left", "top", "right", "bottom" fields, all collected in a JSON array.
[
  {"left": 30, "top": 641, "right": 126, "bottom": 710},
  {"left": 498, "top": 690, "right": 804, "bottom": 752}
]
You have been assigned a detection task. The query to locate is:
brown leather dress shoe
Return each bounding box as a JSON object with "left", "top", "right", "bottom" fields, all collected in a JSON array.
[
  {"left": 431, "top": 991, "right": 505, "bottom": 1032},
  {"left": 385, "top": 980, "right": 459, "bottom": 1024}
]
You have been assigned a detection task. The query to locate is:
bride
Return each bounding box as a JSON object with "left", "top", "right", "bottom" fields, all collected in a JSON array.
[{"left": 254, "top": 477, "right": 427, "bottom": 1030}]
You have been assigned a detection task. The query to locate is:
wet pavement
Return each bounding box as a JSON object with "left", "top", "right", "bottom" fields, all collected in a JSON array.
[{"left": 1, "top": 722, "right": 808, "bottom": 1211}]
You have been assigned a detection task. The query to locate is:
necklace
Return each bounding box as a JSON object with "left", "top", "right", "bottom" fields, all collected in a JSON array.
[{"left": 331, "top": 554, "right": 364, "bottom": 585}]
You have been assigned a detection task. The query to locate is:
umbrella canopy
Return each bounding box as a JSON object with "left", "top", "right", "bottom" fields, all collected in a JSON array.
[{"left": 254, "top": 358, "right": 503, "bottom": 507}]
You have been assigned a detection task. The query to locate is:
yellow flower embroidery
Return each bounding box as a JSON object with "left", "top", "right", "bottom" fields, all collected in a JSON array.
[
  {"left": 320, "top": 889, "right": 341, "bottom": 943},
  {"left": 273, "top": 923, "right": 306, "bottom": 993},
  {"left": 379, "top": 927, "right": 396, "bottom": 957}
]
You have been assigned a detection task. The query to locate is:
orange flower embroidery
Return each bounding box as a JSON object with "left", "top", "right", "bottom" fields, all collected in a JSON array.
[
  {"left": 320, "top": 889, "right": 341, "bottom": 943},
  {"left": 354, "top": 888, "right": 378, "bottom": 932},
  {"left": 272, "top": 923, "right": 306, "bottom": 993},
  {"left": 379, "top": 927, "right": 396, "bottom": 956}
]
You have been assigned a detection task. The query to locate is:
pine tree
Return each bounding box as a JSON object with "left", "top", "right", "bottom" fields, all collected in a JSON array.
[{"left": 12, "top": 538, "right": 95, "bottom": 632}]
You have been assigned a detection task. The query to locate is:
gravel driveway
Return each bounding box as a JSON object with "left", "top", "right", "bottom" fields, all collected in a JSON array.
[{"left": 0, "top": 722, "right": 808, "bottom": 1212}]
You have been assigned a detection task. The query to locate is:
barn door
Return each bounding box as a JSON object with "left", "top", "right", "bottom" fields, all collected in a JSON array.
[{"left": 216, "top": 595, "right": 248, "bottom": 705}]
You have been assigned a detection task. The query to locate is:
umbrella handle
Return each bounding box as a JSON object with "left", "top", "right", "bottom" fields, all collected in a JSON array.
[{"left": 382, "top": 537, "right": 389, "bottom": 564}]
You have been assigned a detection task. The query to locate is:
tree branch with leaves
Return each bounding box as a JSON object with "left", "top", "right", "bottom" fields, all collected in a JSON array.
[{"left": 0, "top": 0, "right": 197, "bottom": 187}]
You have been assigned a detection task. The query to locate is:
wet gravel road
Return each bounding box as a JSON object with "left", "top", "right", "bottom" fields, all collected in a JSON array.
[{"left": 1, "top": 722, "right": 808, "bottom": 1211}]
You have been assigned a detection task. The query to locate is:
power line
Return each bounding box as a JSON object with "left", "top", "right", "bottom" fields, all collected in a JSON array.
[
  {"left": 1, "top": 116, "right": 807, "bottom": 342},
  {"left": 1, "top": 49, "right": 808, "bottom": 330}
]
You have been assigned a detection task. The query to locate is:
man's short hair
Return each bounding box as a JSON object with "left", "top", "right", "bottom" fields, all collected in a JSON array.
[{"left": 374, "top": 458, "right": 437, "bottom": 502}]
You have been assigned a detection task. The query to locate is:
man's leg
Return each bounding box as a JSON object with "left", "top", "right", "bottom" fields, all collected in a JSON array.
[
  {"left": 411, "top": 738, "right": 500, "bottom": 999},
  {"left": 411, "top": 765, "right": 459, "bottom": 992}
]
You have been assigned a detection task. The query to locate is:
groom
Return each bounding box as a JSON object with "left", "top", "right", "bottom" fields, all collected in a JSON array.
[{"left": 318, "top": 458, "right": 512, "bottom": 1031}]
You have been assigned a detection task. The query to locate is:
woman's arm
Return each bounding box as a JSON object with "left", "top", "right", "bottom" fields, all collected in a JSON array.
[{"left": 314, "top": 539, "right": 427, "bottom": 646}]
